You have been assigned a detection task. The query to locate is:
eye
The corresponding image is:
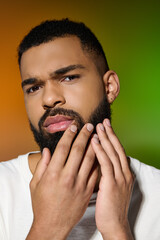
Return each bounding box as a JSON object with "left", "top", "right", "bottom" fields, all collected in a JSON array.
[
  {"left": 26, "top": 85, "right": 41, "bottom": 94},
  {"left": 62, "top": 75, "right": 80, "bottom": 82}
]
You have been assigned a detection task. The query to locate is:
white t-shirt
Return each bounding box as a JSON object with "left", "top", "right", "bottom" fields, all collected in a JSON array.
[{"left": 0, "top": 153, "right": 160, "bottom": 240}]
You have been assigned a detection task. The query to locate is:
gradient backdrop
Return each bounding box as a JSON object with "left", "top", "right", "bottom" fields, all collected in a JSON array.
[{"left": 0, "top": 0, "right": 160, "bottom": 168}]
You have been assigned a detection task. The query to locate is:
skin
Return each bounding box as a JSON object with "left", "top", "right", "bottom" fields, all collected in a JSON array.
[{"left": 20, "top": 36, "right": 134, "bottom": 239}]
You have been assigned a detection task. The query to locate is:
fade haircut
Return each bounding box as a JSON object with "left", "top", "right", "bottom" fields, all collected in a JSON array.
[{"left": 18, "top": 18, "right": 109, "bottom": 76}]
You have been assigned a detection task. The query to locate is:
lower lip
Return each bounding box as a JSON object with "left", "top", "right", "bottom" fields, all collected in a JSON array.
[{"left": 45, "top": 120, "right": 74, "bottom": 133}]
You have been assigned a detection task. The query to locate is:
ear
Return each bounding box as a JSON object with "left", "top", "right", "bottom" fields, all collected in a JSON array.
[{"left": 103, "top": 70, "right": 120, "bottom": 104}]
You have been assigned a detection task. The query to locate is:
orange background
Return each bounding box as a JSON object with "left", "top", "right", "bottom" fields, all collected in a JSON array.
[{"left": 0, "top": 0, "right": 160, "bottom": 168}]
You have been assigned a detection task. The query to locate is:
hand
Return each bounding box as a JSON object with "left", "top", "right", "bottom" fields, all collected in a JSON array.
[
  {"left": 27, "top": 123, "right": 98, "bottom": 240},
  {"left": 91, "top": 119, "right": 134, "bottom": 240}
]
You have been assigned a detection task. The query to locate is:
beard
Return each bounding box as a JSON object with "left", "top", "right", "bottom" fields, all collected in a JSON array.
[{"left": 29, "top": 96, "right": 111, "bottom": 155}]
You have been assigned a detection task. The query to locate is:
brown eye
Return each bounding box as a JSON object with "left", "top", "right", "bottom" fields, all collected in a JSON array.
[
  {"left": 62, "top": 75, "right": 80, "bottom": 82},
  {"left": 26, "top": 85, "right": 41, "bottom": 94}
]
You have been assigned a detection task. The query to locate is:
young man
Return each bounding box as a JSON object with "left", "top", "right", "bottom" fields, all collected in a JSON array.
[{"left": 0, "top": 19, "right": 160, "bottom": 240}]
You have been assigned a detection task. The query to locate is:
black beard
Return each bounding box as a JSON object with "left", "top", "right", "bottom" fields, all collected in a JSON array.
[{"left": 29, "top": 96, "right": 111, "bottom": 155}]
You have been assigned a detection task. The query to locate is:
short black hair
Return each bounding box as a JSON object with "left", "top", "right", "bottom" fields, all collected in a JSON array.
[{"left": 18, "top": 18, "right": 109, "bottom": 75}]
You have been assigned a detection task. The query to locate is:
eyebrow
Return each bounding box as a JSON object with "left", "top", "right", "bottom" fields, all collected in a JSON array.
[
  {"left": 21, "top": 78, "right": 40, "bottom": 88},
  {"left": 49, "top": 64, "right": 86, "bottom": 77},
  {"left": 21, "top": 64, "right": 86, "bottom": 89}
]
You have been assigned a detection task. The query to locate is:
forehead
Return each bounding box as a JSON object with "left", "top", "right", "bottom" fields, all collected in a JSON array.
[{"left": 20, "top": 36, "right": 96, "bottom": 79}]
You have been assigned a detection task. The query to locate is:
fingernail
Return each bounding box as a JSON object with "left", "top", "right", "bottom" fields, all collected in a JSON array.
[
  {"left": 87, "top": 123, "right": 94, "bottom": 132},
  {"left": 105, "top": 119, "right": 111, "bottom": 127},
  {"left": 93, "top": 134, "right": 99, "bottom": 144},
  {"left": 70, "top": 125, "right": 77, "bottom": 132},
  {"left": 42, "top": 148, "right": 45, "bottom": 155},
  {"left": 42, "top": 148, "right": 46, "bottom": 156},
  {"left": 99, "top": 123, "right": 104, "bottom": 131}
]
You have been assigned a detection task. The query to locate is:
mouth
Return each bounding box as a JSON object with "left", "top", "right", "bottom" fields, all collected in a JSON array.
[{"left": 43, "top": 115, "right": 74, "bottom": 134}]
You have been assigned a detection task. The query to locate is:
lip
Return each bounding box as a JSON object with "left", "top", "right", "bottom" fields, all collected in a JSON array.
[
  {"left": 43, "top": 115, "right": 74, "bottom": 134},
  {"left": 43, "top": 115, "right": 73, "bottom": 127}
]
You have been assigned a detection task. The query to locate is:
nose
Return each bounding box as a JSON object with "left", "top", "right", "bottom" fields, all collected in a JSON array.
[{"left": 42, "top": 81, "right": 66, "bottom": 109}]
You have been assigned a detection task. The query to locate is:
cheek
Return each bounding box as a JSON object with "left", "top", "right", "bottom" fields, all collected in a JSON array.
[
  {"left": 24, "top": 99, "right": 43, "bottom": 129},
  {"left": 66, "top": 80, "right": 105, "bottom": 121}
]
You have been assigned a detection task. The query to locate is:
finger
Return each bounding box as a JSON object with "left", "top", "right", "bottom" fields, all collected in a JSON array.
[
  {"left": 91, "top": 134, "right": 115, "bottom": 180},
  {"left": 96, "top": 123, "right": 124, "bottom": 180},
  {"left": 78, "top": 139, "right": 96, "bottom": 186},
  {"left": 103, "top": 119, "right": 133, "bottom": 179},
  {"left": 47, "top": 123, "right": 78, "bottom": 172},
  {"left": 32, "top": 148, "right": 51, "bottom": 185},
  {"left": 65, "top": 123, "right": 94, "bottom": 176},
  {"left": 87, "top": 163, "right": 99, "bottom": 193}
]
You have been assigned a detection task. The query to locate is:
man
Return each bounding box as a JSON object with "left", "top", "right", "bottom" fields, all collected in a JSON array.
[{"left": 0, "top": 19, "right": 160, "bottom": 240}]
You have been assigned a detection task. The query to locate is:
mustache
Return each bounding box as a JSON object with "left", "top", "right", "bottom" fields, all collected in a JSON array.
[
  {"left": 29, "top": 96, "right": 111, "bottom": 155},
  {"left": 38, "top": 107, "right": 85, "bottom": 131}
]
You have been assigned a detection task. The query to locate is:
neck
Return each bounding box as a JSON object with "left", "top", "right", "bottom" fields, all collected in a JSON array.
[{"left": 28, "top": 152, "right": 41, "bottom": 175}]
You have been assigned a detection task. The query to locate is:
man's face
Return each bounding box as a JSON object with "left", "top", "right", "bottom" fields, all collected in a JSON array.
[{"left": 20, "top": 36, "right": 110, "bottom": 153}]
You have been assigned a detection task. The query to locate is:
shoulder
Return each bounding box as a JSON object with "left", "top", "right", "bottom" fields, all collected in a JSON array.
[
  {"left": 129, "top": 158, "right": 160, "bottom": 238},
  {"left": 130, "top": 157, "right": 160, "bottom": 200},
  {"left": 0, "top": 153, "right": 28, "bottom": 174},
  {"left": 130, "top": 157, "right": 160, "bottom": 185},
  {"left": 0, "top": 153, "right": 32, "bottom": 184},
  {"left": 129, "top": 157, "right": 160, "bottom": 215}
]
